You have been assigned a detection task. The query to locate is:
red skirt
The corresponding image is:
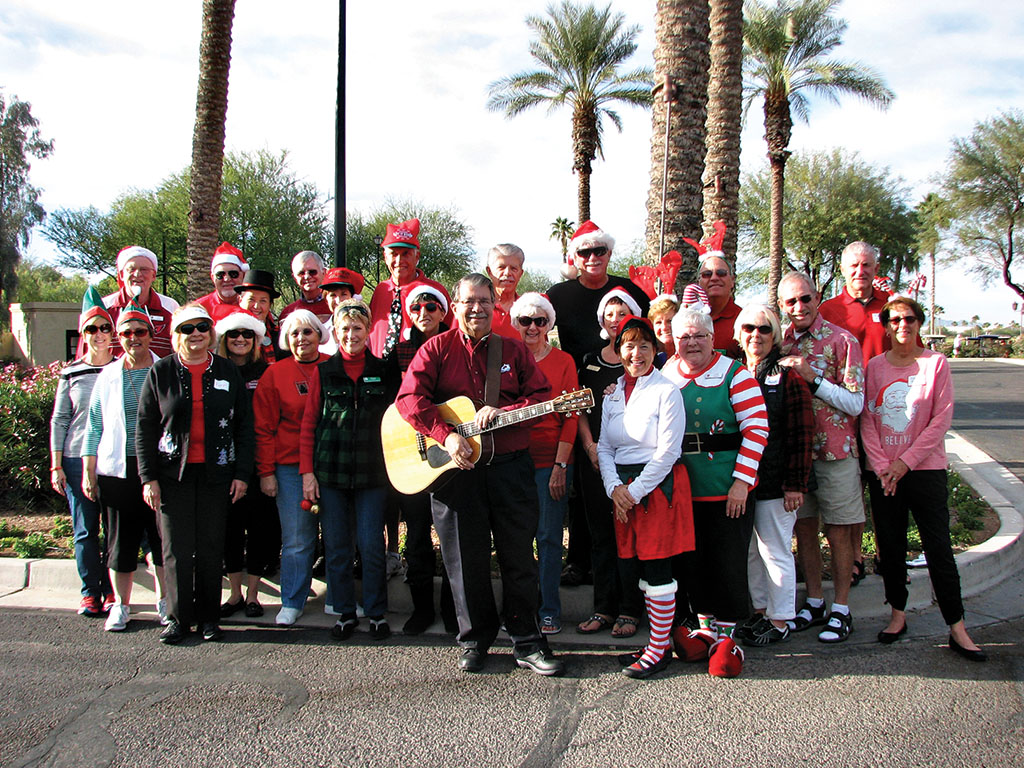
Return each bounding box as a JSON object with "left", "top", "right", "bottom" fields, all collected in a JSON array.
[{"left": 614, "top": 462, "right": 695, "bottom": 560}]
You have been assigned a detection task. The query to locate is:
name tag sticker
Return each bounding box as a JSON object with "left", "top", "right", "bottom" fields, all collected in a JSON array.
[
  {"left": 586, "top": 365, "right": 601, "bottom": 372},
  {"left": 871, "top": 312, "right": 881, "bottom": 323},
  {"left": 765, "top": 373, "right": 782, "bottom": 385},
  {"left": 704, "top": 371, "right": 725, "bottom": 383},
  {"left": 364, "top": 376, "right": 381, "bottom": 383},
  {"left": 213, "top": 379, "right": 230, "bottom": 391}
]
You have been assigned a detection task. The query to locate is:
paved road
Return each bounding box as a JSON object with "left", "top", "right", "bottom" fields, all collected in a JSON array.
[
  {"left": 951, "top": 360, "right": 1024, "bottom": 481},
  {"left": 1, "top": 589, "right": 1022, "bottom": 768}
]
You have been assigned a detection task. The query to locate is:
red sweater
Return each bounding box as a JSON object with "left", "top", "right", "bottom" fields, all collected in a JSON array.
[
  {"left": 252, "top": 353, "right": 328, "bottom": 476},
  {"left": 528, "top": 347, "right": 579, "bottom": 468}
]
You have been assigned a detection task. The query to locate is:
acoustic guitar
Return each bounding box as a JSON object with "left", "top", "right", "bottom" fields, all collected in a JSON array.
[{"left": 381, "top": 389, "right": 594, "bottom": 495}]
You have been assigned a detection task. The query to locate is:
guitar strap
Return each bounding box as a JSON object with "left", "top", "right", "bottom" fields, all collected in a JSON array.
[{"left": 480, "top": 333, "right": 503, "bottom": 465}]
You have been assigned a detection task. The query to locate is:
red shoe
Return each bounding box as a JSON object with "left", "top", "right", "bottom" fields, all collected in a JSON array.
[
  {"left": 78, "top": 596, "right": 103, "bottom": 617},
  {"left": 102, "top": 593, "right": 116, "bottom": 613},
  {"left": 673, "top": 627, "right": 717, "bottom": 662},
  {"left": 708, "top": 637, "right": 745, "bottom": 678}
]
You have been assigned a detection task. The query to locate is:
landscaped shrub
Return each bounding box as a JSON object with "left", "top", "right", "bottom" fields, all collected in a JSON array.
[
  {"left": 12, "top": 532, "right": 53, "bottom": 558},
  {"left": 0, "top": 362, "right": 63, "bottom": 514}
]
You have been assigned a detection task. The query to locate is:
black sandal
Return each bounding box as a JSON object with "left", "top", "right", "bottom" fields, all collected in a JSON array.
[
  {"left": 851, "top": 559, "right": 866, "bottom": 587},
  {"left": 577, "top": 614, "right": 612, "bottom": 634}
]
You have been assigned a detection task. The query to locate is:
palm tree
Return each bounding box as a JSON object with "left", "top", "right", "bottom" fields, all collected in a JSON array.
[
  {"left": 702, "top": 0, "right": 744, "bottom": 264},
  {"left": 643, "top": 0, "right": 709, "bottom": 285},
  {"left": 487, "top": 2, "right": 653, "bottom": 223},
  {"left": 186, "top": 0, "right": 236, "bottom": 298},
  {"left": 550, "top": 216, "right": 575, "bottom": 261},
  {"left": 743, "top": 0, "right": 894, "bottom": 302},
  {"left": 915, "top": 193, "right": 951, "bottom": 335}
]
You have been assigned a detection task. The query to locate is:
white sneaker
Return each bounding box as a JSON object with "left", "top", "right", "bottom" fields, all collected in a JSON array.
[
  {"left": 156, "top": 598, "right": 170, "bottom": 626},
  {"left": 386, "top": 551, "right": 405, "bottom": 580},
  {"left": 276, "top": 606, "right": 302, "bottom": 626},
  {"left": 104, "top": 603, "right": 130, "bottom": 632}
]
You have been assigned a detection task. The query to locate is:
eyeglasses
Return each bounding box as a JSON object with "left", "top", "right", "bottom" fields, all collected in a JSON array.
[
  {"left": 677, "top": 333, "right": 711, "bottom": 343},
  {"left": 289, "top": 327, "right": 316, "bottom": 338},
  {"left": 83, "top": 323, "right": 112, "bottom": 335},
  {"left": 456, "top": 298, "right": 493, "bottom": 307},
  {"left": 517, "top": 316, "right": 549, "bottom": 328},
  {"left": 409, "top": 302, "right": 440, "bottom": 314},
  {"left": 177, "top": 321, "right": 212, "bottom": 335},
  {"left": 214, "top": 270, "right": 240, "bottom": 280},
  {"left": 577, "top": 247, "right": 608, "bottom": 259},
  {"left": 888, "top": 315, "right": 919, "bottom": 326},
  {"left": 782, "top": 294, "right": 815, "bottom": 308},
  {"left": 296, "top": 269, "right": 319, "bottom": 277},
  {"left": 118, "top": 328, "right": 150, "bottom": 339},
  {"left": 741, "top": 323, "right": 772, "bottom": 335},
  {"left": 700, "top": 268, "right": 730, "bottom": 279},
  {"left": 224, "top": 329, "right": 256, "bottom": 340}
]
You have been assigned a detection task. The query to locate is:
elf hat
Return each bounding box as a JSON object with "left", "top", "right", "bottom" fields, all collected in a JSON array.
[
  {"left": 382, "top": 218, "right": 420, "bottom": 250},
  {"left": 79, "top": 286, "right": 113, "bottom": 332},
  {"left": 116, "top": 294, "right": 154, "bottom": 330},
  {"left": 569, "top": 220, "right": 615, "bottom": 259}
]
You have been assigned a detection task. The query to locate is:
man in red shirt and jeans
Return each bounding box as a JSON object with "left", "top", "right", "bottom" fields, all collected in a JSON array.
[{"left": 396, "top": 273, "right": 565, "bottom": 677}]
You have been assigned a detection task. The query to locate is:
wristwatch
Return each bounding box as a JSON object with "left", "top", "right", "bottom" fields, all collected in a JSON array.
[
  {"left": 811, "top": 374, "right": 823, "bottom": 393},
  {"left": 555, "top": 462, "right": 568, "bottom": 469}
]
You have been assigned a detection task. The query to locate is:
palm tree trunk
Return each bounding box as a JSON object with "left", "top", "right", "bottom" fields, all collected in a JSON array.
[
  {"left": 768, "top": 152, "right": 787, "bottom": 302},
  {"left": 930, "top": 249, "right": 937, "bottom": 335},
  {"left": 573, "top": 106, "right": 598, "bottom": 223},
  {"left": 187, "top": 0, "right": 236, "bottom": 298},
  {"left": 645, "top": 0, "right": 710, "bottom": 290},
  {"left": 577, "top": 171, "right": 591, "bottom": 224},
  {"left": 702, "top": 0, "right": 743, "bottom": 265}
]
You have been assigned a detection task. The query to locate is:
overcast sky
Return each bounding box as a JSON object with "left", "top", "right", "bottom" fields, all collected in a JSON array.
[{"left": 3, "top": 0, "right": 1024, "bottom": 323}]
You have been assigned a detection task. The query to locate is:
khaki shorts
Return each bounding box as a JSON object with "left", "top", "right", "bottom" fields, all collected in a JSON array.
[{"left": 797, "top": 456, "right": 865, "bottom": 526}]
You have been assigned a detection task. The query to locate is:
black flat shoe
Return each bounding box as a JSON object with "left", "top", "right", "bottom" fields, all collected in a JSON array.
[
  {"left": 877, "top": 623, "right": 908, "bottom": 644},
  {"left": 949, "top": 635, "right": 987, "bottom": 662},
  {"left": 201, "top": 622, "right": 224, "bottom": 642},
  {"left": 623, "top": 652, "right": 672, "bottom": 680},
  {"left": 458, "top": 648, "right": 486, "bottom": 673},
  {"left": 616, "top": 648, "right": 644, "bottom": 667},
  {"left": 160, "top": 621, "right": 188, "bottom": 645},
  {"left": 244, "top": 602, "right": 264, "bottom": 618},
  {"left": 220, "top": 598, "right": 244, "bottom": 618}
]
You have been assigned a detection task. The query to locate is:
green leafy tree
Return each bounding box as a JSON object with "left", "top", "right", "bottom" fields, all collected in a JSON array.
[
  {"left": 739, "top": 148, "right": 916, "bottom": 294},
  {"left": 742, "top": 0, "right": 894, "bottom": 302},
  {"left": 943, "top": 110, "right": 1024, "bottom": 302},
  {"left": 550, "top": 217, "right": 575, "bottom": 261},
  {"left": 13, "top": 259, "right": 93, "bottom": 303},
  {"left": 914, "top": 193, "right": 951, "bottom": 335},
  {"left": 487, "top": 1, "right": 653, "bottom": 222},
  {"left": 344, "top": 199, "right": 475, "bottom": 295},
  {"left": 518, "top": 268, "right": 556, "bottom": 295},
  {"left": 0, "top": 91, "right": 54, "bottom": 326}
]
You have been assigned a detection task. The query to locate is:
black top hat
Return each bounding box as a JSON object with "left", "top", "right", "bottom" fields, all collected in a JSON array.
[{"left": 234, "top": 269, "right": 280, "bottom": 299}]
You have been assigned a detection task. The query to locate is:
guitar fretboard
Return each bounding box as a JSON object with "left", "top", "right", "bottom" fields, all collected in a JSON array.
[{"left": 454, "top": 400, "right": 556, "bottom": 438}]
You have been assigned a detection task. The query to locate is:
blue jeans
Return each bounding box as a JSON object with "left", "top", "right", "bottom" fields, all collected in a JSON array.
[
  {"left": 535, "top": 465, "right": 569, "bottom": 622},
  {"left": 318, "top": 485, "right": 387, "bottom": 618},
  {"left": 275, "top": 465, "right": 318, "bottom": 610},
  {"left": 63, "top": 457, "right": 110, "bottom": 598}
]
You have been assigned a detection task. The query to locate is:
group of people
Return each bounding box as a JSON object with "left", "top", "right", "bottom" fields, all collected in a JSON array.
[{"left": 49, "top": 217, "right": 985, "bottom": 677}]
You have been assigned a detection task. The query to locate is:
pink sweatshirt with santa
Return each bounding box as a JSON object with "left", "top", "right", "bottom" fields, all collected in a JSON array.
[{"left": 860, "top": 349, "right": 953, "bottom": 475}]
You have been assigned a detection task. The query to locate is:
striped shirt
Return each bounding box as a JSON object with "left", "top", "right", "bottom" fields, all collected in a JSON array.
[
  {"left": 83, "top": 367, "right": 151, "bottom": 458},
  {"left": 50, "top": 359, "right": 110, "bottom": 457}
]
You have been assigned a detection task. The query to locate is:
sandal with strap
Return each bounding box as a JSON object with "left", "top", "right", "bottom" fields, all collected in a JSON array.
[
  {"left": 818, "top": 610, "right": 854, "bottom": 643},
  {"left": 611, "top": 616, "right": 639, "bottom": 639},
  {"left": 851, "top": 559, "right": 866, "bottom": 587},
  {"left": 576, "top": 614, "right": 612, "bottom": 634}
]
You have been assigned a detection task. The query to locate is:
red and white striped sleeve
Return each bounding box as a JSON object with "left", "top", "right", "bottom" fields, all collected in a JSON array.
[{"left": 728, "top": 365, "right": 768, "bottom": 486}]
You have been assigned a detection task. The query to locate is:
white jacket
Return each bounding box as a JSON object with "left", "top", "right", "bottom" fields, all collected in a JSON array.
[{"left": 89, "top": 353, "right": 161, "bottom": 478}]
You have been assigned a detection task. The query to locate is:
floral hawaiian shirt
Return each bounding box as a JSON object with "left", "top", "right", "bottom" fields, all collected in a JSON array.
[{"left": 781, "top": 312, "right": 864, "bottom": 461}]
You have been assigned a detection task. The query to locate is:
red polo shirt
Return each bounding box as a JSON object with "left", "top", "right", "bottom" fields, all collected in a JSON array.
[
  {"left": 819, "top": 287, "right": 891, "bottom": 361},
  {"left": 711, "top": 298, "right": 742, "bottom": 359},
  {"left": 195, "top": 290, "right": 240, "bottom": 322}
]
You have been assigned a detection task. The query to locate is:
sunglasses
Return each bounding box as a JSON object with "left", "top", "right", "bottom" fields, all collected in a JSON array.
[
  {"left": 83, "top": 323, "right": 112, "bottom": 335},
  {"left": 118, "top": 328, "right": 150, "bottom": 339},
  {"left": 741, "top": 323, "right": 773, "bottom": 335},
  {"left": 517, "top": 316, "right": 549, "bottom": 328},
  {"left": 224, "top": 329, "right": 256, "bottom": 340},
  {"left": 214, "top": 270, "right": 240, "bottom": 280},
  {"left": 296, "top": 269, "right": 319, "bottom": 277},
  {"left": 700, "top": 268, "right": 730, "bottom": 279},
  {"left": 289, "top": 327, "right": 317, "bottom": 338},
  {"left": 782, "top": 294, "right": 815, "bottom": 308},
  {"left": 177, "top": 321, "right": 212, "bottom": 335},
  {"left": 888, "top": 315, "right": 919, "bottom": 326},
  {"left": 409, "top": 302, "right": 440, "bottom": 314},
  {"left": 577, "top": 247, "right": 608, "bottom": 258}
]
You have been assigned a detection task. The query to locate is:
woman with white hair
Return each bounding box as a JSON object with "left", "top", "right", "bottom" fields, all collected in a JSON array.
[
  {"left": 512, "top": 292, "right": 579, "bottom": 635},
  {"left": 216, "top": 310, "right": 280, "bottom": 619},
  {"left": 731, "top": 303, "right": 813, "bottom": 647},
  {"left": 136, "top": 303, "right": 254, "bottom": 644},
  {"left": 252, "top": 309, "right": 330, "bottom": 627}
]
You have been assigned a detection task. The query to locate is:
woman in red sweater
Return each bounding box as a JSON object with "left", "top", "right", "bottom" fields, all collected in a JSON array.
[
  {"left": 511, "top": 292, "right": 579, "bottom": 635},
  {"left": 252, "top": 309, "right": 329, "bottom": 626}
]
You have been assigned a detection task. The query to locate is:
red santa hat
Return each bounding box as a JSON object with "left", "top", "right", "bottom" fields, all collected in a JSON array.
[
  {"left": 382, "top": 218, "right": 421, "bottom": 250},
  {"left": 215, "top": 308, "right": 266, "bottom": 344},
  {"left": 569, "top": 220, "right": 616, "bottom": 259},
  {"left": 404, "top": 283, "right": 449, "bottom": 316},
  {"left": 596, "top": 287, "right": 642, "bottom": 339},
  {"left": 210, "top": 242, "right": 248, "bottom": 272}
]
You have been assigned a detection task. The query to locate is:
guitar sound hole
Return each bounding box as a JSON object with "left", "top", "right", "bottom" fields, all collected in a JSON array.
[{"left": 425, "top": 445, "right": 453, "bottom": 469}]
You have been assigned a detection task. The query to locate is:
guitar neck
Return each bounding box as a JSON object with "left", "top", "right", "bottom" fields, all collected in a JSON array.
[{"left": 455, "top": 400, "right": 555, "bottom": 438}]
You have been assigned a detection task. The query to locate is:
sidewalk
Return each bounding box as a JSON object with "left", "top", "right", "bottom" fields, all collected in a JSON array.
[{"left": 2, "top": 432, "right": 1022, "bottom": 648}]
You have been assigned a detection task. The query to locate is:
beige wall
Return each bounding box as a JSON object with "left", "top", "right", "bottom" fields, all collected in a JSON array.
[{"left": 8, "top": 302, "right": 80, "bottom": 366}]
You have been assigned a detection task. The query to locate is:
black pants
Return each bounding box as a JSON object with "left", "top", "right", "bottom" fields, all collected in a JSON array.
[
  {"left": 224, "top": 476, "right": 280, "bottom": 576},
  {"left": 160, "top": 465, "right": 230, "bottom": 627},
  {"left": 564, "top": 462, "right": 592, "bottom": 573},
  {"left": 677, "top": 498, "right": 754, "bottom": 622},
  {"left": 867, "top": 469, "right": 964, "bottom": 625},
  {"left": 431, "top": 451, "right": 543, "bottom": 652},
  {"left": 98, "top": 457, "right": 163, "bottom": 573},
  {"left": 398, "top": 489, "right": 436, "bottom": 588},
  {"left": 577, "top": 454, "right": 643, "bottom": 618}
]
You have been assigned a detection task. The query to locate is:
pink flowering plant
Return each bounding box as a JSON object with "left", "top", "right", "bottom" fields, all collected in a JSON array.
[{"left": 0, "top": 361, "right": 63, "bottom": 511}]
